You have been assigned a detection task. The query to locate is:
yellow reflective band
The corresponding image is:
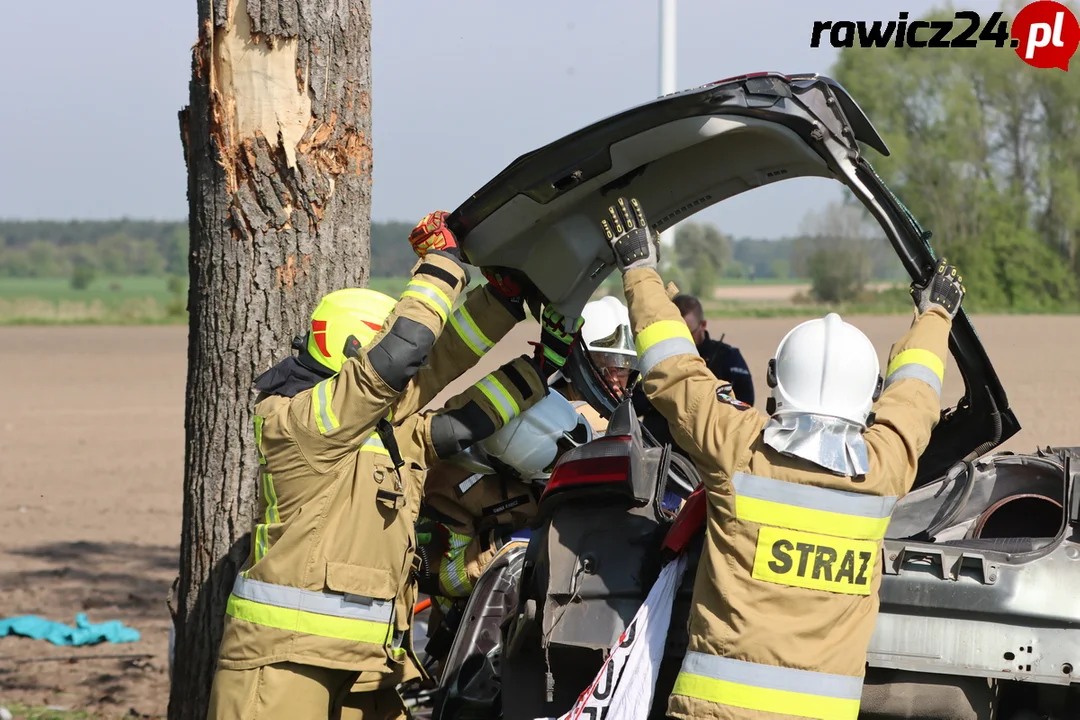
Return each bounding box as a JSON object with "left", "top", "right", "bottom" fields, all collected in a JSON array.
[
  {"left": 886, "top": 348, "right": 945, "bottom": 382},
  {"left": 672, "top": 673, "right": 860, "bottom": 720},
  {"left": 254, "top": 524, "right": 268, "bottom": 563},
  {"left": 439, "top": 532, "right": 474, "bottom": 597},
  {"left": 635, "top": 320, "right": 694, "bottom": 353},
  {"left": 226, "top": 595, "right": 390, "bottom": 645},
  {"left": 253, "top": 415, "right": 267, "bottom": 465},
  {"left": 263, "top": 472, "right": 280, "bottom": 524},
  {"left": 735, "top": 495, "right": 891, "bottom": 541},
  {"left": 752, "top": 526, "right": 877, "bottom": 596},
  {"left": 476, "top": 374, "right": 520, "bottom": 425},
  {"left": 361, "top": 433, "right": 390, "bottom": 456},
  {"left": 313, "top": 378, "right": 340, "bottom": 434},
  {"left": 450, "top": 304, "right": 495, "bottom": 357},
  {"left": 402, "top": 280, "right": 452, "bottom": 322},
  {"left": 439, "top": 550, "right": 473, "bottom": 597}
]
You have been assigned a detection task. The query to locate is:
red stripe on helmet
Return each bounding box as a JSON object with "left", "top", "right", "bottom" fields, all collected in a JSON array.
[{"left": 311, "top": 319, "right": 330, "bottom": 357}]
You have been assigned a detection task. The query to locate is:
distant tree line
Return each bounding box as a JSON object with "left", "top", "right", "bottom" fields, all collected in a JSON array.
[
  {"left": 0, "top": 218, "right": 821, "bottom": 290},
  {"left": 661, "top": 218, "right": 904, "bottom": 302},
  {"left": 0, "top": 220, "right": 419, "bottom": 285},
  {"left": 831, "top": 2, "right": 1080, "bottom": 311}
]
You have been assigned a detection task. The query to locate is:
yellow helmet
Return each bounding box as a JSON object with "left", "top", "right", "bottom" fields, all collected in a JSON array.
[{"left": 305, "top": 288, "right": 397, "bottom": 374}]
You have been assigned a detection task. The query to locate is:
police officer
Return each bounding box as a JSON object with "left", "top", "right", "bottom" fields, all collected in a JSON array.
[
  {"left": 601, "top": 196, "right": 964, "bottom": 720},
  {"left": 673, "top": 292, "right": 754, "bottom": 406},
  {"left": 634, "top": 292, "right": 754, "bottom": 454},
  {"left": 208, "top": 212, "right": 549, "bottom": 720}
]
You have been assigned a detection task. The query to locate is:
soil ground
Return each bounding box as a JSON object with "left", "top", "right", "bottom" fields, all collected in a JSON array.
[{"left": 2, "top": 316, "right": 1079, "bottom": 718}]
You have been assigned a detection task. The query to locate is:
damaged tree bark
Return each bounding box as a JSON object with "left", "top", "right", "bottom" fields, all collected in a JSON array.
[{"left": 170, "top": 0, "right": 372, "bottom": 716}]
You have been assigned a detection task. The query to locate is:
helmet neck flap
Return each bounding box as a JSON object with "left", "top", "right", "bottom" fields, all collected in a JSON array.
[{"left": 763, "top": 313, "right": 882, "bottom": 476}]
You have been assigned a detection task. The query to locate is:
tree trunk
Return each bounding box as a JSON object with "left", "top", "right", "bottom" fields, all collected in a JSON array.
[{"left": 170, "top": 0, "right": 372, "bottom": 716}]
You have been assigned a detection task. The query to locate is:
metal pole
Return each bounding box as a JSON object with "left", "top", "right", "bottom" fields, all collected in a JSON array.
[
  {"left": 659, "top": 0, "right": 677, "bottom": 248},
  {"left": 659, "top": 0, "right": 677, "bottom": 97}
]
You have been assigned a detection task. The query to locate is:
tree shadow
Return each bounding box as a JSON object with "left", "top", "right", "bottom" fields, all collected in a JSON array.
[
  {"left": 2, "top": 541, "right": 178, "bottom": 622},
  {"left": 168, "top": 533, "right": 250, "bottom": 720},
  {"left": 0, "top": 542, "right": 179, "bottom": 716}
]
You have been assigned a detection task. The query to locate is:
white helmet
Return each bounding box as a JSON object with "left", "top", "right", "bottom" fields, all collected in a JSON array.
[
  {"left": 478, "top": 391, "right": 594, "bottom": 481},
  {"left": 767, "top": 313, "right": 882, "bottom": 427},
  {"left": 579, "top": 296, "right": 636, "bottom": 371}
]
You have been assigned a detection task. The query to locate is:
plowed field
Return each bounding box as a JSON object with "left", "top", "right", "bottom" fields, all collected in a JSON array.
[{"left": 1, "top": 316, "right": 1076, "bottom": 717}]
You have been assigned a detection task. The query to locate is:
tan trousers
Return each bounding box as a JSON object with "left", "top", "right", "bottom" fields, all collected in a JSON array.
[{"left": 207, "top": 662, "right": 407, "bottom": 720}]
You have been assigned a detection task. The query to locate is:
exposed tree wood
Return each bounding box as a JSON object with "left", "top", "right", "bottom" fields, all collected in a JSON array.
[{"left": 170, "top": 0, "right": 372, "bottom": 717}]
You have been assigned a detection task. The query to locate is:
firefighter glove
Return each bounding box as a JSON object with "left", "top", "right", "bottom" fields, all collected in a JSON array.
[
  {"left": 409, "top": 210, "right": 462, "bottom": 261},
  {"left": 601, "top": 196, "right": 660, "bottom": 273},
  {"left": 482, "top": 267, "right": 544, "bottom": 322},
  {"left": 538, "top": 306, "right": 584, "bottom": 371},
  {"left": 482, "top": 268, "right": 523, "bottom": 300},
  {"left": 911, "top": 257, "right": 965, "bottom": 319}
]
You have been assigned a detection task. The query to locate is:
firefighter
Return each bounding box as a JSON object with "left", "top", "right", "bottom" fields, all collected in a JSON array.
[
  {"left": 413, "top": 295, "right": 637, "bottom": 619},
  {"left": 414, "top": 389, "right": 592, "bottom": 632},
  {"left": 600, "top": 196, "right": 965, "bottom": 720},
  {"left": 550, "top": 296, "right": 638, "bottom": 434},
  {"left": 207, "top": 212, "right": 548, "bottom": 720}
]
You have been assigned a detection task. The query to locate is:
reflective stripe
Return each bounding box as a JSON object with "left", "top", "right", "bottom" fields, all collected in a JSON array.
[
  {"left": 226, "top": 595, "right": 390, "bottom": 645},
  {"left": 635, "top": 320, "right": 699, "bottom": 375},
  {"left": 231, "top": 574, "right": 394, "bottom": 623},
  {"left": 361, "top": 433, "right": 390, "bottom": 456},
  {"left": 449, "top": 304, "right": 494, "bottom": 357},
  {"left": 439, "top": 537, "right": 474, "bottom": 598},
  {"left": 673, "top": 652, "right": 862, "bottom": 720},
  {"left": 263, "top": 472, "right": 280, "bottom": 524},
  {"left": 732, "top": 472, "right": 896, "bottom": 541},
  {"left": 457, "top": 473, "right": 483, "bottom": 496},
  {"left": 253, "top": 415, "right": 267, "bottom": 465},
  {"left": 476, "top": 374, "right": 520, "bottom": 424},
  {"left": 253, "top": 414, "right": 276, "bottom": 562},
  {"left": 313, "top": 379, "right": 340, "bottom": 434},
  {"left": 402, "top": 280, "right": 452, "bottom": 322},
  {"left": 254, "top": 524, "right": 269, "bottom": 563},
  {"left": 886, "top": 348, "right": 944, "bottom": 381},
  {"left": 885, "top": 348, "right": 944, "bottom": 396}
]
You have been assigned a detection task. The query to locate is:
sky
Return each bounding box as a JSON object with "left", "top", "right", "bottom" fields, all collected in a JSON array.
[{"left": 0, "top": 0, "right": 1003, "bottom": 239}]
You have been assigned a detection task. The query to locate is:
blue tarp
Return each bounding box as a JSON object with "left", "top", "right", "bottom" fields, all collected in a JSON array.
[{"left": 0, "top": 613, "right": 140, "bottom": 646}]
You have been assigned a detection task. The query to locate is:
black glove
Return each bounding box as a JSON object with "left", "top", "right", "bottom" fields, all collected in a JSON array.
[
  {"left": 601, "top": 197, "right": 660, "bottom": 273},
  {"left": 537, "top": 306, "right": 583, "bottom": 372},
  {"left": 911, "top": 257, "right": 966, "bottom": 319}
]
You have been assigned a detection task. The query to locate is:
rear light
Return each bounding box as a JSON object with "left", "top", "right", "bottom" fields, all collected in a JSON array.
[{"left": 541, "top": 435, "right": 632, "bottom": 499}]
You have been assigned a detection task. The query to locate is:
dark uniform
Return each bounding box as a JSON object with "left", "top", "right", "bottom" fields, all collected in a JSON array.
[
  {"left": 696, "top": 331, "right": 754, "bottom": 406},
  {"left": 634, "top": 332, "right": 753, "bottom": 451}
]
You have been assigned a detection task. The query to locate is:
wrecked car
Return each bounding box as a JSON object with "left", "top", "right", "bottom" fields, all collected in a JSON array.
[{"left": 418, "top": 72, "right": 1079, "bottom": 720}]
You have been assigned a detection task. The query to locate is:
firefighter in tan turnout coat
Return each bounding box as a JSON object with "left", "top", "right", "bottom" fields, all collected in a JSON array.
[
  {"left": 208, "top": 212, "right": 548, "bottom": 720},
  {"left": 414, "top": 297, "right": 635, "bottom": 611},
  {"left": 600, "top": 197, "right": 966, "bottom": 720}
]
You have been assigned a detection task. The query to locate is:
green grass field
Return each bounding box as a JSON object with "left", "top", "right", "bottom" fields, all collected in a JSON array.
[
  {"left": 0, "top": 274, "right": 912, "bottom": 325},
  {"left": 0, "top": 276, "right": 424, "bottom": 325},
  {"left": 0, "top": 276, "right": 180, "bottom": 305},
  {"left": 0, "top": 276, "right": 186, "bottom": 325}
]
